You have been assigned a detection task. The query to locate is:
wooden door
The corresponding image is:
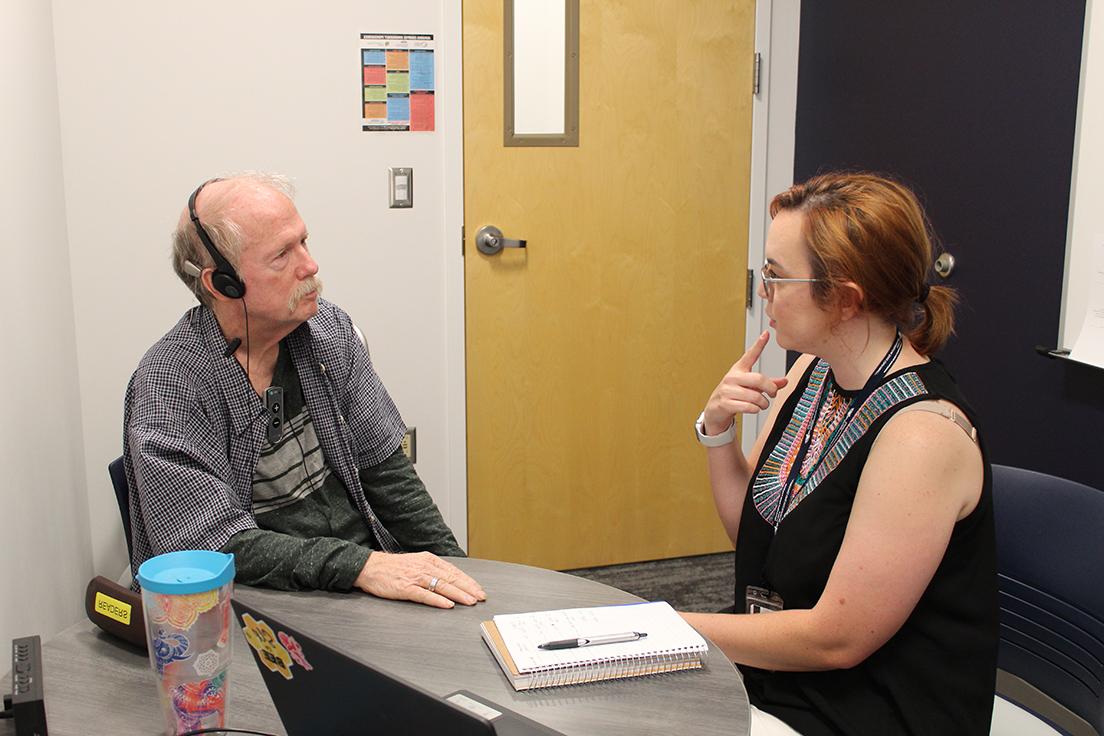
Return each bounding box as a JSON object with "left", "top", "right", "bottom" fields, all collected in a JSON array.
[{"left": 464, "top": 0, "right": 755, "bottom": 569}]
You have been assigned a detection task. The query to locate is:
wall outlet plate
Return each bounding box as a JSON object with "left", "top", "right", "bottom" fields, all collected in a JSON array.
[{"left": 401, "top": 427, "right": 416, "bottom": 463}]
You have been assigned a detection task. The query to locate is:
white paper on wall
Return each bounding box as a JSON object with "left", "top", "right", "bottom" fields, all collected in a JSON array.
[{"left": 1069, "top": 240, "right": 1104, "bottom": 369}]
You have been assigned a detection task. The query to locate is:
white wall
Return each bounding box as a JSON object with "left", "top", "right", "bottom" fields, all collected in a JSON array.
[
  {"left": 0, "top": 0, "right": 92, "bottom": 648},
  {"left": 50, "top": 1, "right": 466, "bottom": 578},
  {"left": 1063, "top": 0, "right": 1104, "bottom": 349}
]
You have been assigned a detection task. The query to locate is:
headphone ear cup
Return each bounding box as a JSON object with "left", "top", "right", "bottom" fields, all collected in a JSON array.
[{"left": 212, "top": 270, "right": 245, "bottom": 299}]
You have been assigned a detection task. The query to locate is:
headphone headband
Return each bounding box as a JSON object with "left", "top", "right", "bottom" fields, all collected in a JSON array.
[{"left": 188, "top": 179, "right": 245, "bottom": 299}]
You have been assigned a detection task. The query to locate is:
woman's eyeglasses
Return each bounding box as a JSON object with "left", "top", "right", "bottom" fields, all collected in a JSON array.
[{"left": 760, "top": 262, "right": 824, "bottom": 300}]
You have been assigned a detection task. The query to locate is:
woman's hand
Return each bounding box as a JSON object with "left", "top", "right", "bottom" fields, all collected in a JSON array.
[{"left": 703, "top": 330, "right": 789, "bottom": 435}]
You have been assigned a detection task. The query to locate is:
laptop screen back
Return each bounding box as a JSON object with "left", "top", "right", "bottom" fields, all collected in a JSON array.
[{"left": 232, "top": 599, "right": 493, "bottom": 736}]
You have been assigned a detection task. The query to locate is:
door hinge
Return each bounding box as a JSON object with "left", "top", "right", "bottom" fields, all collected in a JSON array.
[
  {"left": 746, "top": 268, "right": 755, "bottom": 309},
  {"left": 461, "top": 224, "right": 465, "bottom": 257},
  {"left": 753, "top": 52, "right": 762, "bottom": 96}
]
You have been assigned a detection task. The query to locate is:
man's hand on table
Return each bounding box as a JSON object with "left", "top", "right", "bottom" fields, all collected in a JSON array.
[{"left": 354, "top": 551, "right": 487, "bottom": 608}]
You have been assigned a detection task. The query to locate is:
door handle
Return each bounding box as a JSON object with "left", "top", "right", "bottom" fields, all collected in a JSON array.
[{"left": 476, "top": 225, "right": 527, "bottom": 255}]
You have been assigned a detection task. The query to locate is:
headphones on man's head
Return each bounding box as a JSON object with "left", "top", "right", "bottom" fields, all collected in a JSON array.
[{"left": 188, "top": 179, "right": 246, "bottom": 299}]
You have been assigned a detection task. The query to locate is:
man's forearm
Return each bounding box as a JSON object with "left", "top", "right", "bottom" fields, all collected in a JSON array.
[
  {"left": 222, "top": 528, "right": 371, "bottom": 591},
  {"left": 359, "top": 447, "right": 464, "bottom": 557}
]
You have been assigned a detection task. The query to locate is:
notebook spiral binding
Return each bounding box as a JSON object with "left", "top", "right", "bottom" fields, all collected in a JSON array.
[{"left": 527, "top": 646, "right": 704, "bottom": 689}]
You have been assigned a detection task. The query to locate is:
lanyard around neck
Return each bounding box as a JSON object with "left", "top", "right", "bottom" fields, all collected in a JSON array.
[{"left": 772, "top": 332, "right": 903, "bottom": 530}]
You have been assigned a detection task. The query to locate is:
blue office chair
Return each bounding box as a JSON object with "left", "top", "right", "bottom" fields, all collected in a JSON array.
[
  {"left": 108, "top": 455, "right": 133, "bottom": 561},
  {"left": 991, "top": 464, "right": 1104, "bottom": 736}
]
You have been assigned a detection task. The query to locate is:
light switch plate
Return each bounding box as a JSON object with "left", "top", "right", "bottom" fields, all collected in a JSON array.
[
  {"left": 389, "top": 167, "right": 413, "bottom": 208},
  {"left": 401, "top": 427, "right": 416, "bottom": 463}
]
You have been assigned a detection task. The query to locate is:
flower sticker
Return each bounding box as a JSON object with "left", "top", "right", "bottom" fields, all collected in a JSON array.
[
  {"left": 152, "top": 629, "right": 190, "bottom": 675},
  {"left": 152, "top": 590, "right": 219, "bottom": 631},
  {"left": 278, "top": 631, "right": 313, "bottom": 671},
  {"left": 193, "top": 649, "right": 221, "bottom": 678},
  {"left": 171, "top": 672, "right": 226, "bottom": 732},
  {"left": 242, "top": 613, "right": 293, "bottom": 680}
]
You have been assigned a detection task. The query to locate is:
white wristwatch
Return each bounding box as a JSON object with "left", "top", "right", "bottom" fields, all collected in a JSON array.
[{"left": 694, "top": 411, "right": 736, "bottom": 447}]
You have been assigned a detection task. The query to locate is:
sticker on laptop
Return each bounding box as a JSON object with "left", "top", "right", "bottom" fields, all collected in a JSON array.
[
  {"left": 446, "top": 693, "right": 502, "bottom": 721},
  {"left": 278, "top": 631, "right": 314, "bottom": 671},
  {"left": 242, "top": 613, "right": 294, "bottom": 680}
]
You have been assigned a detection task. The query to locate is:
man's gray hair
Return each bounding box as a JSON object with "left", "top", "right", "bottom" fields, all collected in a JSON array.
[{"left": 171, "top": 172, "right": 295, "bottom": 306}]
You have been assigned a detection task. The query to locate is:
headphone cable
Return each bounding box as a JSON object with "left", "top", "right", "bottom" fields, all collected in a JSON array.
[
  {"left": 291, "top": 426, "right": 321, "bottom": 498},
  {"left": 242, "top": 298, "right": 250, "bottom": 385}
]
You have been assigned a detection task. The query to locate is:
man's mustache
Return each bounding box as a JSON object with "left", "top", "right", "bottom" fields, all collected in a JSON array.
[{"left": 289, "top": 275, "right": 323, "bottom": 312}]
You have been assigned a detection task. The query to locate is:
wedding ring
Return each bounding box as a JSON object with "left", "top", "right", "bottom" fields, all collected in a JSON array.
[{"left": 428, "top": 576, "right": 440, "bottom": 593}]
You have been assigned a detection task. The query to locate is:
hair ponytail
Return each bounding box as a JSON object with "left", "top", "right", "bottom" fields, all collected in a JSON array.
[
  {"left": 771, "top": 171, "right": 960, "bottom": 357},
  {"left": 907, "top": 284, "right": 957, "bottom": 356}
]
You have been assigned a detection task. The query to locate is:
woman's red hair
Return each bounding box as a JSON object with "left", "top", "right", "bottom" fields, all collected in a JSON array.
[{"left": 770, "top": 172, "right": 956, "bottom": 356}]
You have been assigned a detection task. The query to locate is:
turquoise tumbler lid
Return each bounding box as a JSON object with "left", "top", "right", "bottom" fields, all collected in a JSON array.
[{"left": 137, "top": 550, "right": 235, "bottom": 594}]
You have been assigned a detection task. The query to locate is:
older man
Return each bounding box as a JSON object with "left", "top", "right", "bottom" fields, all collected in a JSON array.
[{"left": 124, "top": 173, "right": 484, "bottom": 608}]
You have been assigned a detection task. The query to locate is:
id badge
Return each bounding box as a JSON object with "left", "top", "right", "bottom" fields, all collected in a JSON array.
[{"left": 745, "top": 585, "right": 784, "bottom": 614}]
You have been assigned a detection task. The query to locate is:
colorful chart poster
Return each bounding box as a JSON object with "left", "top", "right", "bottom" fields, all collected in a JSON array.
[{"left": 360, "top": 33, "right": 435, "bottom": 132}]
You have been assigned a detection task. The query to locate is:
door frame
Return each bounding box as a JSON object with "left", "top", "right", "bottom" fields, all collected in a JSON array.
[
  {"left": 443, "top": 0, "right": 469, "bottom": 549},
  {"left": 743, "top": 0, "right": 800, "bottom": 454},
  {"left": 444, "top": 0, "right": 803, "bottom": 544}
]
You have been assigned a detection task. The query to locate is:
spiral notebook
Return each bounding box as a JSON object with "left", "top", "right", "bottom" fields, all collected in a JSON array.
[{"left": 480, "top": 601, "right": 708, "bottom": 691}]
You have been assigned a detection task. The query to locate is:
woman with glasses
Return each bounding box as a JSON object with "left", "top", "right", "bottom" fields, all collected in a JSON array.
[{"left": 683, "top": 172, "right": 997, "bottom": 735}]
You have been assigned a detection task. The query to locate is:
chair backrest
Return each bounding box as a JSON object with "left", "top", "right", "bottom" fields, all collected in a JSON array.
[
  {"left": 993, "top": 464, "right": 1104, "bottom": 734},
  {"left": 108, "top": 456, "right": 133, "bottom": 561}
]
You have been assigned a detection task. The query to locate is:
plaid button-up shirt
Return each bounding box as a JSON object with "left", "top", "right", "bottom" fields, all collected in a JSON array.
[{"left": 123, "top": 299, "right": 405, "bottom": 582}]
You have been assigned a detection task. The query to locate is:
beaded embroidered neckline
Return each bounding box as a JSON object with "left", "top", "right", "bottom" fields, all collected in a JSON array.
[{"left": 752, "top": 360, "right": 930, "bottom": 527}]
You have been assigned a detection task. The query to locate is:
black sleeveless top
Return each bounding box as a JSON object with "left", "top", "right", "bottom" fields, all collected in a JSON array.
[{"left": 736, "top": 358, "right": 997, "bottom": 735}]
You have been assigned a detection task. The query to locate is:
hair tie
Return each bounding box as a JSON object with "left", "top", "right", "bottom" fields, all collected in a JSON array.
[{"left": 918, "top": 283, "right": 931, "bottom": 304}]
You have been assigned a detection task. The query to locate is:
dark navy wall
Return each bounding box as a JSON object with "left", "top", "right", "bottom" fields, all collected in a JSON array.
[{"left": 791, "top": 1, "right": 1102, "bottom": 489}]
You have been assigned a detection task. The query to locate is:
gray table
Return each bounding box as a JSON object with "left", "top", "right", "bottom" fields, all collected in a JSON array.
[{"left": 2, "top": 558, "right": 749, "bottom": 735}]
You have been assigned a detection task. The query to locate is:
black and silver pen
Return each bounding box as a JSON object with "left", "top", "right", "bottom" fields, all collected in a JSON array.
[{"left": 538, "top": 631, "right": 648, "bottom": 650}]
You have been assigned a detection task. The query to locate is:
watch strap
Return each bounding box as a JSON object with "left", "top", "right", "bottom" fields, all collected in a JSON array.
[{"left": 695, "top": 411, "right": 736, "bottom": 447}]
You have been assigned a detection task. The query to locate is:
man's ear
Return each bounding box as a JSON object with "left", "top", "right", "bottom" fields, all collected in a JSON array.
[
  {"left": 199, "top": 268, "right": 225, "bottom": 302},
  {"left": 835, "top": 281, "right": 865, "bottom": 321}
]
